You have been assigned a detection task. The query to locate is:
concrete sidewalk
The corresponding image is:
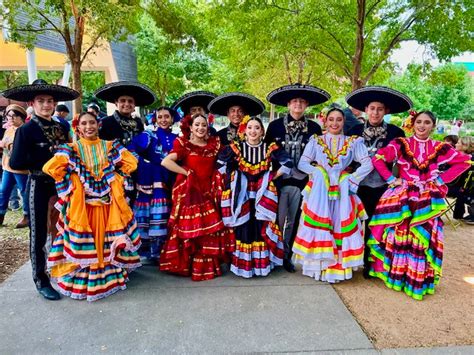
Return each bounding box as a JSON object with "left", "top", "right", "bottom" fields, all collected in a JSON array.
[
  {"left": 1, "top": 263, "right": 374, "bottom": 354},
  {"left": 1, "top": 264, "right": 472, "bottom": 354}
]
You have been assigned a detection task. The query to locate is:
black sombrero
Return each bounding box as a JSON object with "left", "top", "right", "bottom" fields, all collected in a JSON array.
[
  {"left": 345, "top": 86, "right": 413, "bottom": 114},
  {"left": 94, "top": 81, "right": 156, "bottom": 106},
  {"left": 266, "top": 83, "right": 331, "bottom": 106},
  {"left": 208, "top": 92, "right": 265, "bottom": 116},
  {"left": 172, "top": 91, "right": 217, "bottom": 115},
  {"left": 1, "top": 79, "right": 80, "bottom": 102}
]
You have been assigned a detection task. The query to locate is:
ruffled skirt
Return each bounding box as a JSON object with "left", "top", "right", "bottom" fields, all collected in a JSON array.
[
  {"left": 159, "top": 172, "right": 235, "bottom": 281},
  {"left": 134, "top": 182, "right": 171, "bottom": 261},
  {"left": 292, "top": 169, "right": 366, "bottom": 283},
  {"left": 47, "top": 174, "right": 141, "bottom": 301},
  {"left": 368, "top": 181, "right": 446, "bottom": 300}
]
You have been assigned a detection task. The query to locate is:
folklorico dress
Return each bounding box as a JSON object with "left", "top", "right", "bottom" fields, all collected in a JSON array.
[
  {"left": 159, "top": 136, "right": 235, "bottom": 281},
  {"left": 368, "top": 136, "right": 471, "bottom": 300},
  {"left": 217, "top": 141, "right": 293, "bottom": 278},
  {"left": 43, "top": 138, "right": 141, "bottom": 301},
  {"left": 293, "top": 134, "right": 373, "bottom": 282},
  {"left": 129, "top": 128, "right": 177, "bottom": 261}
]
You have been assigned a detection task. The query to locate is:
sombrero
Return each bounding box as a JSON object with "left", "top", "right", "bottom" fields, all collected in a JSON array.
[
  {"left": 266, "top": 83, "right": 331, "bottom": 106},
  {"left": 94, "top": 81, "right": 156, "bottom": 106},
  {"left": 172, "top": 91, "right": 216, "bottom": 115},
  {"left": 208, "top": 92, "right": 265, "bottom": 116},
  {"left": 1, "top": 79, "right": 79, "bottom": 102},
  {"left": 345, "top": 86, "right": 412, "bottom": 114}
]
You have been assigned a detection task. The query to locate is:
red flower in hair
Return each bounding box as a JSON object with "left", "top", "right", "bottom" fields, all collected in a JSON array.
[
  {"left": 179, "top": 114, "right": 193, "bottom": 139},
  {"left": 71, "top": 113, "right": 80, "bottom": 132}
]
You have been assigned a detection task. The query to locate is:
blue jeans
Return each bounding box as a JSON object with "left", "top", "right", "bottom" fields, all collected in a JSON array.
[{"left": 0, "top": 170, "right": 28, "bottom": 215}]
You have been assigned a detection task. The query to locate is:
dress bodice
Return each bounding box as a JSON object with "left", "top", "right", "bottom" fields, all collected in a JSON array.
[
  {"left": 299, "top": 134, "right": 372, "bottom": 187},
  {"left": 373, "top": 137, "right": 471, "bottom": 185}
]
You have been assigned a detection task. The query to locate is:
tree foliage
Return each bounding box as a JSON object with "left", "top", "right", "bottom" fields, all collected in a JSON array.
[
  {"left": 429, "top": 64, "right": 472, "bottom": 120},
  {"left": 1, "top": 0, "right": 141, "bottom": 111},
  {"left": 198, "top": 0, "right": 473, "bottom": 95},
  {"left": 134, "top": 13, "right": 212, "bottom": 106},
  {"left": 385, "top": 63, "right": 473, "bottom": 121}
]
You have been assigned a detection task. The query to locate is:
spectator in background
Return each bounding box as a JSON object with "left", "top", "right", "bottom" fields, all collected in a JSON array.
[
  {"left": 444, "top": 134, "right": 459, "bottom": 148},
  {"left": 0, "top": 104, "right": 29, "bottom": 228},
  {"left": 343, "top": 106, "right": 363, "bottom": 134},
  {"left": 448, "top": 120, "right": 462, "bottom": 136},
  {"left": 87, "top": 101, "right": 106, "bottom": 119},
  {"left": 53, "top": 104, "right": 69, "bottom": 121},
  {"left": 53, "top": 104, "right": 72, "bottom": 140},
  {"left": 453, "top": 136, "right": 474, "bottom": 224}
]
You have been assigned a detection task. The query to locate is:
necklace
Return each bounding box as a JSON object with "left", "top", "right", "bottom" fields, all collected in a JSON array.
[{"left": 31, "top": 115, "right": 67, "bottom": 152}]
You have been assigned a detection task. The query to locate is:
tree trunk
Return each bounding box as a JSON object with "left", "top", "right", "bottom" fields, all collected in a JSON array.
[
  {"left": 71, "top": 60, "right": 83, "bottom": 114},
  {"left": 352, "top": 0, "right": 366, "bottom": 90}
]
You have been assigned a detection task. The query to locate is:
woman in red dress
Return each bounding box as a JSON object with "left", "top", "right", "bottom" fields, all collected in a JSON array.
[{"left": 160, "top": 113, "right": 235, "bottom": 280}]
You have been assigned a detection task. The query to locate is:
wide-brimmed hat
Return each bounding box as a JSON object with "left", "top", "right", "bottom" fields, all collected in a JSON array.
[
  {"left": 208, "top": 92, "right": 265, "bottom": 116},
  {"left": 94, "top": 81, "right": 156, "bottom": 106},
  {"left": 267, "top": 83, "right": 331, "bottom": 106},
  {"left": 5, "top": 104, "right": 27, "bottom": 118},
  {"left": 1, "top": 79, "right": 80, "bottom": 102},
  {"left": 172, "top": 91, "right": 217, "bottom": 115},
  {"left": 345, "top": 86, "right": 412, "bottom": 114}
]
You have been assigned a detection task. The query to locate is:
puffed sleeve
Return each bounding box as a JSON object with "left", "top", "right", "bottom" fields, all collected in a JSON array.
[
  {"left": 297, "top": 135, "right": 319, "bottom": 175},
  {"left": 349, "top": 137, "right": 373, "bottom": 188},
  {"left": 42, "top": 145, "right": 70, "bottom": 182},
  {"left": 270, "top": 144, "right": 293, "bottom": 175},
  {"left": 372, "top": 138, "right": 401, "bottom": 184},
  {"left": 170, "top": 137, "right": 187, "bottom": 161},
  {"left": 216, "top": 144, "right": 236, "bottom": 175},
  {"left": 118, "top": 148, "right": 138, "bottom": 176},
  {"left": 128, "top": 131, "right": 151, "bottom": 157},
  {"left": 436, "top": 144, "right": 471, "bottom": 184}
]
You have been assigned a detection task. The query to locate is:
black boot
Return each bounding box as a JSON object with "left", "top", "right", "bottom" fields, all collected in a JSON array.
[
  {"left": 283, "top": 259, "right": 296, "bottom": 273},
  {"left": 38, "top": 285, "right": 61, "bottom": 301}
]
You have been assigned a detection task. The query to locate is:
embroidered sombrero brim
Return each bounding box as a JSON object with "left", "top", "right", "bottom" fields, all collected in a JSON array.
[
  {"left": 345, "top": 86, "right": 413, "bottom": 114},
  {"left": 94, "top": 81, "right": 156, "bottom": 106},
  {"left": 266, "top": 84, "right": 331, "bottom": 106},
  {"left": 172, "top": 91, "right": 217, "bottom": 115},
  {"left": 208, "top": 92, "right": 265, "bottom": 116},
  {"left": 2, "top": 83, "right": 79, "bottom": 102}
]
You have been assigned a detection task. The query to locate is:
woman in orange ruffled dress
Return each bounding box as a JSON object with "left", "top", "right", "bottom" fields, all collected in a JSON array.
[
  {"left": 160, "top": 113, "right": 235, "bottom": 281},
  {"left": 43, "top": 112, "right": 141, "bottom": 301}
]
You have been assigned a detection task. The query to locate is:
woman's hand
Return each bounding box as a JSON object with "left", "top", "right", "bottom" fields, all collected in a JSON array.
[{"left": 391, "top": 178, "right": 403, "bottom": 187}]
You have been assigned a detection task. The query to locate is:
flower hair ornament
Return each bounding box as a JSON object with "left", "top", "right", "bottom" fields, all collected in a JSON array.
[
  {"left": 237, "top": 115, "right": 251, "bottom": 141},
  {"left": 179, "top": 114, "right": 193, "bottom": 140},
  {"left": 402, "top": 110, "right": 417, "bottom": 135}
]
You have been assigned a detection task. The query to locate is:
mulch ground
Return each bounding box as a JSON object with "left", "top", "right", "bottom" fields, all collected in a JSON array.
[
  {"left": 0, "top": 211, "right": 29, "bottom": 283},
  {"left": 333, "top": 219, "right": 474, "bottom": 349}
]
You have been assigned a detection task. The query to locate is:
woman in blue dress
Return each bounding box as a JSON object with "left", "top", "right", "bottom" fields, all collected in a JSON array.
[{"left": 129, "top": 106, "right": 180, "bottom": 263}]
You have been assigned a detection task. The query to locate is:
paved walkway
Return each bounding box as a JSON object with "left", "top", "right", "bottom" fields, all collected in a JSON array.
[{"left": 0, "top": 264, "right": 471, "bottom": 354}]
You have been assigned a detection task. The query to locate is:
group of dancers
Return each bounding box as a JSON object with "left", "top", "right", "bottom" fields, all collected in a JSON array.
[{"left": 1, "top": 79, "right": 471, "bottom": 302}]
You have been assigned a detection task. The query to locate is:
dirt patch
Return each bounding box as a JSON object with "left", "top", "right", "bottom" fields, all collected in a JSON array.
[
  {"left": 0, "top": 211, "right": 30, "bottom": 283},
  {"left": 333, "top": 221, "right": 474, "bottom": 349}
]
